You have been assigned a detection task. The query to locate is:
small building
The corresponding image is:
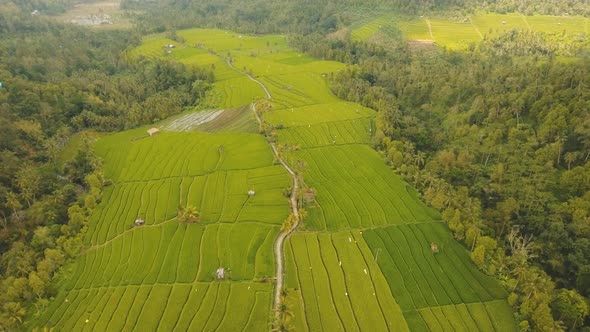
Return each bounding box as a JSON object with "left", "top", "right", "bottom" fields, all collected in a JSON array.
[
  {"left": 31, "top": 10, "right": 40, "bottom": 16},
  {"left": 216, "top": 267, "right": 225, "bottom": 279},
  {"left": 431, "top": 242, "right": 439, "bottom": 254},
  {"left": 147, "top": 128, "right": 160, "bottom": 136},
  {"left": 501, "top": 20, "right": 507, "bottom": 25},
  {"left": 165, "top": 44, "right": 176, "bottom": 49},
  {"left": 135, "top": 219, "right": 145, "bottom": 226},
  {"left": 248, "top": 190, "right": 256, "bottom": 196},
  {"left": 303, "top": 188, "right": 316, "bottom": 204}
]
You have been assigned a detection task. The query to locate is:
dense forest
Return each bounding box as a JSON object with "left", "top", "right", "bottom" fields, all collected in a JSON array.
[
  {"left": 1, "top": 0, "right": 590, "bottom": 330},
  {"left": 0, "top": 4, "right": 213, "bottom": 329},
  {"left": 123, "top": 0, "right": 590, "bottom": 35}
]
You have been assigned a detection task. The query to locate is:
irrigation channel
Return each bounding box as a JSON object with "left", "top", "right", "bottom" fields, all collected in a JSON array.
[{"left": 226, "top": 59, "right": 301, "bottom": 315}]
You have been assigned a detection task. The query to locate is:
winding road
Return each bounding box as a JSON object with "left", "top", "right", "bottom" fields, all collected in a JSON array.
[{"left": 225, "top": 59, "right": 300, "bottom": 314}]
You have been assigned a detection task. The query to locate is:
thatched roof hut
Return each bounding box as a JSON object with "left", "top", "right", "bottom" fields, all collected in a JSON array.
[{"left": 147, "top": 128, "right": 160, "bottom": 136}]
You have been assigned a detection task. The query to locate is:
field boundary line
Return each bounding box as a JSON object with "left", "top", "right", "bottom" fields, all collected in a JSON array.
[
  {"left": 395, "top": 226, "right": 441, "bottom": 306},
  {"left": 520, "top": 14, "right": 531, "bottom": 29},
  {"left": 328, "top": 235, "right": 364, "bottom": 331},
  {"left": 85, "top": 217, "right": 176, "bottom": 251},
  {"left": 288, "top": 240, "right": 312, "bottom": 331},
  {"left": 379, "top": 229, "right": 429, "bottom": 307},
  {"left": 227, "top": 60, "right": 272, "bottom": 99},
  {"left": 314, "top": 235, "right": 347, "bottom": 330},
  {"left": 351, "top": 231, "right": 396, "bottom": 328},
  {"left": 402, "top": 226, "right": 456, "bottom": 305},
  {"left": 425, "top": 18, "right": 434, "bottom": 40},
  {"left": 469, "top": 16, "right": 484, "bottom": 39},
  {"left": 167, "top": 285, "right": 193, "bottom": 331}
]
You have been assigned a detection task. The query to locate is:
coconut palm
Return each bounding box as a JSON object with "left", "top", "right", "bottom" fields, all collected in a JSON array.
[{"left": 177, "top": 205, "right": 200, "bottom": 223}]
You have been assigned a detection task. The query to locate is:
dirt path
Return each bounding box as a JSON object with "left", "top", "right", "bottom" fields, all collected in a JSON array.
[
  {"left": 425, "top": 18, "right": 434, "bottom": 40},
  {"left": 469, "top": 17, "right": 484, "bottom": 39},
  {"left": 225, "top": 58, "right": 300, "bottom": 314},
  {"left": 251, "top": 103, "right": 300, "bottom": 315},
  {"left": 226, "top": 60, "right": 272, "bottom": 99}
]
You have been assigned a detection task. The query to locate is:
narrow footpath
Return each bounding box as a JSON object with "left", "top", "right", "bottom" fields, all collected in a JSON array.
[{"left": 225, "top": 59, "right": 300, "bottom": 314}]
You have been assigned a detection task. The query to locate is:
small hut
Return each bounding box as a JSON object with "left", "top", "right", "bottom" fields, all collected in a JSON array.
[
  {"left": 501, "top": 20, "right": 507, "bottom": 25},
  {"left": 147, "top": 128, "right": 160, "bottom": 136},
  {"left": 248, "top": 190, "right": 256, "bottom": 197},
  {"left": 303, "top": 188, "right": 316, "bottom": 204},
  {"left": 135, "top": 219, "right": 145, "bottom": 226},
  {"left": 431, "top": 242, "right": 439, "bottom": 254},
  {"left": 216, "top": 267, "right": 225, "bottom": 279}
]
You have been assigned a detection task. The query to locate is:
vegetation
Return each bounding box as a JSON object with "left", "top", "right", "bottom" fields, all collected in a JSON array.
[
  {"left": 2, "top": 0, "right": 590, "bottom": 330},
  {"left": 291, "top": 24, "right": 590, "bottom": 329},
  {"left": 0, "top": 5, "right": 213, "bottom": 330}
]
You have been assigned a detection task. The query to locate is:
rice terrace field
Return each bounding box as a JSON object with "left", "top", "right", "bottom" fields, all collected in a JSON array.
[
  {"left": 33, "top": 28, "right": 516, "bottom": 331},
  {"left": 349, "top": 11, "right": 590, "bottom": 50}
]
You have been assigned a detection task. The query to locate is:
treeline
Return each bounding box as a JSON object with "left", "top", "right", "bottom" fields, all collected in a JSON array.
[
  {"left": 291, "top": 33, "right": 590, "bottom": 330},
  {"left": 127, "top": 0, "right": 343, "bottom": 35},
  {"left": 124, "top": 0, "right": 590, "bottom": 36},
  {"left": 479, "top": 29, "right": 590, "bottom": 58},
  {"left": 483, "top": 0, "right": 590, "bottom": 16},
  {"left": 0, "top": 6, "right": 213, "bottom": 330}
]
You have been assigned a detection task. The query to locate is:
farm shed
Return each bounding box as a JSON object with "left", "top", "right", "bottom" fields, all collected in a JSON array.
[
  {"left": 216, "top": 268, "right": 225, "bottom": 279},
  {"left": 431, "top": 242, "right": 439, "bottom": 253},
  {"left": 147, "top": 128, "right": 160, "bottom": 136}
]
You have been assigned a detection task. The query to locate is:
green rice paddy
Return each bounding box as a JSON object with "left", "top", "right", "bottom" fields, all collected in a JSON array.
[
  {"left": 35, "top": 28, "right": 516, "bottom": 331},
  {"left": 349, "top": 12, "right": 590, "bottom": 50}
]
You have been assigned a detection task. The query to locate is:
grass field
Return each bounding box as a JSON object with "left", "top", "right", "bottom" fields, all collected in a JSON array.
[
  {"left": 349, "top": 12, "right": 590, "bottom": 50},
  {"left": 285, "top": 231, "right": 408, "bottom": 331},
  {"left": 34, "top": 126, "right": 289, "bottom": 329},
  {"left": 35, "top": 28, "right": 516, "bottom": 331}
]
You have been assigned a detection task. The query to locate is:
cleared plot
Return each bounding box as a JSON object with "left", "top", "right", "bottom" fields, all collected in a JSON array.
[
  {"left": 43, "top": 282, "right": 271, "bottom": 331},
  {"left": 429, "top": 19, "right": 482, "bottom": 49},
  {"left": 276, "top": 118, "right": 374, "bottom": 149},
  {"left": 95, "top": 130, "right": 274, "bottom": 182},
  {"left": 292, "top": 145, "right": 438, "bottom": 230},
  {"left": 351, "top": 16, "right": 392, "bottom": 40},
  {"left": 163, "top": 110, "right": 225, "bottom": 132},
  {"left": 363, "top": 223, "right": 507, "bottom": 311},
  {"left": 264, "top": 102, "right": 375, "bottom": 127},
  {"left": 194, "top": 105, "right": 258, "bottom": 133},
  {"left": 286, "top": 231, "right": 408, "bottom": 331}
]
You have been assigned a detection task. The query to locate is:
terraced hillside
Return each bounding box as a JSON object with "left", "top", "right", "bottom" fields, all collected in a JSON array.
[
  {"left": 349, "top": 11, "right": 590, "bottom": 50},
  {"left": 35, "top": 29, "right": 516, "bottom": 331}
]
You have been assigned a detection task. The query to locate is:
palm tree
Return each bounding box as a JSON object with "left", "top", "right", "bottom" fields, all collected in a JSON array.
[
  {"left": 178, "top": 205, "right": 200, "bottom": 223},
  {"left": 564, "top": 151, "right": 579, "bottom": 170}
]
